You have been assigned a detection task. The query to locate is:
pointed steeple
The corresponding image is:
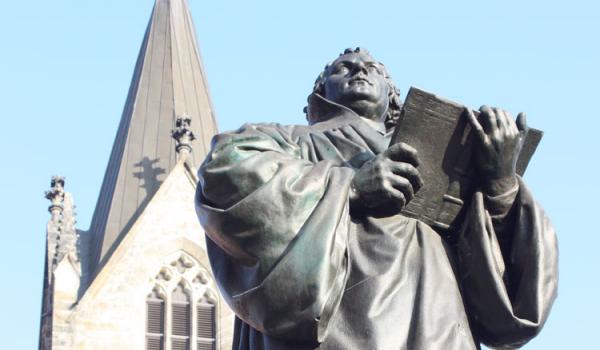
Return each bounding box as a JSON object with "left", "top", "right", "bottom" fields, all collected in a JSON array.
[{"left": 89, "top": 0, "right": 217, "bottom": 271}]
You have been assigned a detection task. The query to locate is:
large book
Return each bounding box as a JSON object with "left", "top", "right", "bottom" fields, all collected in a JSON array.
[{"left": 390, "top": 87, "right": 543, "bottom": 232}]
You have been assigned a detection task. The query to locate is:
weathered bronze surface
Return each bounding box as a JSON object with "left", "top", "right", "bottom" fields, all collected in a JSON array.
[{"left": 196, "top": 48, "right": 558, "bottom": 349}]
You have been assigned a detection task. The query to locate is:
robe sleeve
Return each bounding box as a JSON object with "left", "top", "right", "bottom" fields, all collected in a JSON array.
[
  {"left": 195, "top": 123, "right": 352, "bottom": 344},
  {"left": 456, "top": 177, "right": 558, "bottom": 348}
]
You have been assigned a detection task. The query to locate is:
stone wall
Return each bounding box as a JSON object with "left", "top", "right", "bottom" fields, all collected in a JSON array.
[{"left": 48, "top": 163, "right": 234, "bottom": 349}]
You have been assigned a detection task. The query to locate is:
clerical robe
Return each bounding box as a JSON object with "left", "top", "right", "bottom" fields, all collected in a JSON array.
[{"left": 195, "top": 96, "right": 558, "bottom": 350}]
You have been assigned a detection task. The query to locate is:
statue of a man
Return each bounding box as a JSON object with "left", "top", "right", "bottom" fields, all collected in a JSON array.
[{"left": 196, "top": 48, "right": 558, "bottom": 349}]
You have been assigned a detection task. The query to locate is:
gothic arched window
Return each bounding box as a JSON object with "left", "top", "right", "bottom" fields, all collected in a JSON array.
[
  {"left": 197, "top": 301, "right": 216, "bottom": 350},
  {"left": 147, "top": 252, "right": 218, "bottom": 350},
  {"left": 171, "top": 283, "right": 191, "bottom": 349},
  {"left": 146, "top": 288, "right": 166, "bottom": 350}
]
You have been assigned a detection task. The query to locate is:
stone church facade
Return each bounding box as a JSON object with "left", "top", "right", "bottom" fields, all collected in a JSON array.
[{"left": 38, "top": 1, "right": 234, "bottom": 349}]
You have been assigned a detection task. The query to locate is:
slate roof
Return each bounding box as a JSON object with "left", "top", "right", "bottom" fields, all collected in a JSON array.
[{"left": 88, "top": 0, "right": 217, "bottom": 272}]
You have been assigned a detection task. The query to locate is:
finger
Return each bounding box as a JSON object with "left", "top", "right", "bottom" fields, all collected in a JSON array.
[
  {"left": 504, "top": 110, "right": 518, "bottom": 134},
  {"left": 385, "top": 142, "right": 420, "bottom": 166},
  {"left": 388, "top": 176, "right": 414, "bottom": 202},
  {"left": 465, "top": 107, "right": 486, "bottom": 140},
  {"left": 388, "top": 162, "right": 424, "bottom": 191},
  {"left": 494, "top": 107, "right": 510, "bottom": 131},
  {"left": 381, "top": 183, "right": 406, "bottom": 209},
  {"left": 496, "top": 108, "right": 520, "bottom": 136},
  {"left": 516, "top": 112, "right": 528, "bottom": 133},
  {"left": 479, "top": 105, "right": 498, "bottom": 133}
]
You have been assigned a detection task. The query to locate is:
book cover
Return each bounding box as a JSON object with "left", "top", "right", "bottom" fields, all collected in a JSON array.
[{"left": 390, "top": 87, "right": 543, "bottom": 232}]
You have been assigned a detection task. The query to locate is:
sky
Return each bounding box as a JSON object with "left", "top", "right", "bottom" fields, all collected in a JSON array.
[{"left": 0, "top": 0, "right": 598, "bottom": 348}]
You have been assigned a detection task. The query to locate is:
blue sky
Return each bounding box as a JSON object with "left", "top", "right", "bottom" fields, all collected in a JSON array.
[{"left": 1, "top": 0, "right": 598, "bottom": 348}]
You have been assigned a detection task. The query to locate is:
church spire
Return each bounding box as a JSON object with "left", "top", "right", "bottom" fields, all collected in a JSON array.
[{"left": 88, "top": 0, "right": 218, "bottom": 272}]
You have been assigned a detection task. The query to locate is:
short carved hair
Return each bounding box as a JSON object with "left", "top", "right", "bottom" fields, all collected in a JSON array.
[{"left": 305, "top": 48, "right": 402, "bottom": 129}]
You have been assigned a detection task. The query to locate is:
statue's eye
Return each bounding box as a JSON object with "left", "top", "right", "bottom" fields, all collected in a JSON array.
[
  {"left": 334, "top": 64, "right": 349, "bottom": 74},
  {"left": 367, "top": 65, "right": 382, "bottom": 74}
]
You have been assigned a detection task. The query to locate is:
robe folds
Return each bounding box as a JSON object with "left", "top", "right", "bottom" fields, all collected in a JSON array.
[{"left": 196, "top": 98, "right": 558, "bottom": 350}]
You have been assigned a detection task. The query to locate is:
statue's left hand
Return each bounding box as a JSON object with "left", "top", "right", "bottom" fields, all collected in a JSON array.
[{"left": 466, "top": 106, "right": 528, "bottom": 196}]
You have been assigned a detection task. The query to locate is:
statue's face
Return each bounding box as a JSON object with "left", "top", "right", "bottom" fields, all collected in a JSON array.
[{"left": 323, "top": 51, "right": 389, "bottom": 120}]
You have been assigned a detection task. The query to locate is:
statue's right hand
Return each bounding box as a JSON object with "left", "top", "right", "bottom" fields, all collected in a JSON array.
[{"left": 350, "top": 142, "right": 424, "bottom": 214}]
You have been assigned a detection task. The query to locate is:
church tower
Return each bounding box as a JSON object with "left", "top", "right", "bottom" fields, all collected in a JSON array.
[{"left": 38, "top": 1, "right": 234, "bottom": 349}]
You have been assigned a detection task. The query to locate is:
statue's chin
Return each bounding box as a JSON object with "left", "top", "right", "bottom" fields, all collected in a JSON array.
[
  {"left": 337, "top": 92, "right": 377, "bottom": 108},
  {"left": 343, "top": 98, "right": 374, "bottom": 110},
  {"left": 342, "top": 86, "right": 378, "bottom": 101},
  {"left": 336, "top": 94, "right": 386, "bottom": 119}
]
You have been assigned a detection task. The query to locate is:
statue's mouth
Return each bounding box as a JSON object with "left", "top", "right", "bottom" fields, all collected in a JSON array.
[{"left": 349, "top": 77, "right": 372, "bottom": 86}]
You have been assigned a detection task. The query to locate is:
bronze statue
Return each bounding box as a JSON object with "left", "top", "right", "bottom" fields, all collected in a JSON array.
[{"left": 196, "top": 48, "right": 558, "bottom": 349}]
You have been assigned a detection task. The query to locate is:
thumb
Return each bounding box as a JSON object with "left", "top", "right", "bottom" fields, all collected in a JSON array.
[
  {"left": 516, "top": 112, "right": 528, "bottom": 134},
  {"left": 384, "top": 142, "right": 419, "bottom": 166}
]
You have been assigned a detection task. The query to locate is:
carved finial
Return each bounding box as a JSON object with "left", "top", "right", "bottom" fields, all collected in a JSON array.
[
  {"left": 171, "top": 114, "right": 196, "bottom": 159},
  {"left": 45, "top": 176, "right": 65, "bottom": 220}
]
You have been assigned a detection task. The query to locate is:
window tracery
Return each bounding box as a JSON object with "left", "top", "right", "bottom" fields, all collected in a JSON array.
[{"left": 146, "top": 252, "right": 217, "bottom": 350}]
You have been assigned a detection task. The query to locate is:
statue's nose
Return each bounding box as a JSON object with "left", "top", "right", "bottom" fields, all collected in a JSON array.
[{"left": 352, "top": 64, "right": 369, "bottom": 76}]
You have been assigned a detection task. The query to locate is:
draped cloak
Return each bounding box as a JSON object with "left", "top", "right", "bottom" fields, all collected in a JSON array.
[{"left": 195, "top": 95, "right": 558, "bottom": 350}]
